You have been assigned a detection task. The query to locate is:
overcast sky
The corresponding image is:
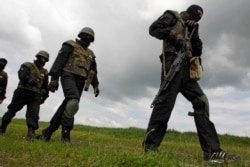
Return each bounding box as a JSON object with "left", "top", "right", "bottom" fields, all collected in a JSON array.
[{"left": 0, "top": 0, "right": 249, "bottom": 137}]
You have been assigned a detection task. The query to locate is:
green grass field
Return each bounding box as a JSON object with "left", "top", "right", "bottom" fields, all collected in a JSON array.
[{"left": 0, "top": 118, "right": 249, "bottom": 167}]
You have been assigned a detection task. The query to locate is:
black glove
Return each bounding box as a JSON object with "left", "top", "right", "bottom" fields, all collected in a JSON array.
[
  {"left": 48, "top": 80, "right": 59, "bottom": 92},
  {"left": 28, "top": 78, "right": 38, "bottom": 87}
]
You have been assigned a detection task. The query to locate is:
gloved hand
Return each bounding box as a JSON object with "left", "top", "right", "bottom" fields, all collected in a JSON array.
[
  {"left": 186, "top": 20, "right": 198, "bottom": 27},
  {"left": 94, "top": 86, "right": 100, "bottom": 97},
  {"left": 28, "top": 78, "right": 38, "bottom": 87},
  {"left": 48, "top": 80, "right": 59, "bottom": 92}
]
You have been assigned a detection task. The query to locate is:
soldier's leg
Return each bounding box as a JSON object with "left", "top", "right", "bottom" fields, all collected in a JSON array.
[
  {"left": 42, "top": 99, "right": 68, "bottom": 141},
  {"left": 143, "top": 78, "right": 181, "bottom": 152},
  {"left": 26, "top": 94, "right": 40, "bottom": 139},
  {"left": 191, "top": 94, "right": 221, "bottom": 153},
  {"left": 0, "top": 89, "right": 26, "bottom": 133},
  {"left": 59, "top": 72, "right": 84, "bottom": 142},
  {"left": 61, "top": 98, "right": 79, "bottom": 142},
  {"left": 181, "top": 82, "right": 221, "bottom": 156}
]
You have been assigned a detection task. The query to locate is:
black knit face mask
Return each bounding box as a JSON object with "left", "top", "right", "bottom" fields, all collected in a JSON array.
[
  {"left": 79, "top": 33, "right": 94, "bottom": 47},
  {"left": 0, "top": 64, "right": 5, "bottom": 71},
  {"left": 187, "top": 5, "right": 203, "bottom": 21}
]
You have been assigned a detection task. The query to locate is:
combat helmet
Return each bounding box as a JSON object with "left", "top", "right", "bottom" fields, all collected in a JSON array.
[
  {"left": 36, "top": 50, "right": 49, "bottom": 61},
  {"left": 78, "top": 27, "right": 95, "bottom": 42}
]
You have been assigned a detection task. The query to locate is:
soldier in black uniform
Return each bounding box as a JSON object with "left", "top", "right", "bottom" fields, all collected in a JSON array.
[
  {"left": 0, "top": 58, "right": 8, "bottom": 104},
  {"left": 0, "top": 51, "right": 49, "bottom": 139},
  {"left": 143, "top": 4, "right": 240, "bottom": 163},
  {"left": 41, "top": 27, "right": 100, "bottom": 142}
]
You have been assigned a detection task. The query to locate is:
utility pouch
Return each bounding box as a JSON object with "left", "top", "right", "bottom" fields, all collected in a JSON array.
[
  {"left": 84, "top": 70, "right": 96, "bottom": 91},
  {"left": 189, "top": 56, "right": 202, "bottom": 80}
]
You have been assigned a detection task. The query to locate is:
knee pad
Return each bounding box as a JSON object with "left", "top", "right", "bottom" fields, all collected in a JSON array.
[
  {"left": 64, "top": 99, "right": 79, "bottom": 118},
  {"left": 192, "top": 95, "right": 209, "bottom": 117}
]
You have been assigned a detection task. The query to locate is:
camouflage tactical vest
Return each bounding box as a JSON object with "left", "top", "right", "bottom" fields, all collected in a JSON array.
[
  {"left": 63, "top": 40, "right": 94, "bottom": 78},
  {"left": 164, "top": 10, "right": 185, "bottom": 53},
  {"left": 18, "top": 62, "right": 48, "bottom": 94}
]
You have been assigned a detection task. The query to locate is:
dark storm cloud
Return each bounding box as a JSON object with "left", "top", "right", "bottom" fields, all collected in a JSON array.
[{"left": 0, "top": 0, "right": 249, "bottom": 136}]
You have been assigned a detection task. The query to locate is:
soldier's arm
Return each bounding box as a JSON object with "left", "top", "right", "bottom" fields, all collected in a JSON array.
[
  {"left": 49, "top": 43, "right": 73, "bottom": 80},
  {"left": 149, "top": 11, "right": 177, "bottom": 40}
]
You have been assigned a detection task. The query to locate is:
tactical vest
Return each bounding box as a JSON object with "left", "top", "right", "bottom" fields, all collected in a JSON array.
[
  {"left": 63, "top": 40, "right": 94, "bottom": 78},
  {"left": 18, "top": 62, "right": 48, "bottom": 94},
  {"left": 164, "top": 10, "right": 185, "bottom": 53}
]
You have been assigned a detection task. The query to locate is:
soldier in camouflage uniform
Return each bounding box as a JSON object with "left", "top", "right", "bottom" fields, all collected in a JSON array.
[
  {"left": 0, "top": 51, "right": 49, "bottom": 139},
  {"left": 143, "top": 5, "right": 240, "bottom": 163},
  {"left": 0, "top": 58, "right": 8, "bottom": 104},
  {"left": 41, "top": 27, "right": 100, "bottom": 143}
]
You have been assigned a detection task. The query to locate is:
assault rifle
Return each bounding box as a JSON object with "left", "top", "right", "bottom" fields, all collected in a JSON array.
[
  {"left": 150, "top": 26, "right": 196, "bottom": 108},
  {"left": 150, "top": 46, "right": 188, "bottom": 108}
]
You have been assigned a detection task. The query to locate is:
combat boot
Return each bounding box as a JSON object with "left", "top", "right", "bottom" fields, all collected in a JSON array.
[
  {"left": 41, "top": 128, "right": 53, "bottom": 142},
  {"left": 0, "top": 127, "right": 6, "bottom": 134},
  {"left": 27, "top": 128, "right": 36, "bottom": 140},
  {"left": 204, "top": 150, "right": 240, "bottom": 164},
  {"left": 0, "top": 111, "right": 15, "bottom": 134},
  {"left": 0, "top": 120, "right": 9, "bottom": 134},
  {"left": 61, "top": 128, "right": 71, "bottom": 143}
]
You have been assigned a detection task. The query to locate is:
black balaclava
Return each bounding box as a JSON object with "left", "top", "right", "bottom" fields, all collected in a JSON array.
[
  {"left": 0, "top": 58, "right": 7, "bottom": 71},
  {"left": 186, "top": 4, "right": 203, "bottom": 21},
  {"left": 77, "top": 33, "right": 94, "bottom": 48},
  {"left": 34, "top": 56, "right": 47, "bottom": 68}
]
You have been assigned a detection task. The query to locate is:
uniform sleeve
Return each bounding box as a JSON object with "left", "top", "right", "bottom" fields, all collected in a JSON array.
[
  {"left": 49, "top": 43, "right": 73, "bottom": 80},
  {"left": 149, "top": 11, "right": 177, "bottom": 40},
  {"left": 90, "top": 57, "right": 99, "bottom": 88},
  {"left": 18, "top": 64, "right": 32, "bottom": 83},
  {"left": 41, "top": 71, "right": 49, "bottom": 99},
  {"left": 191, "top": 27, "right": 203, "bottom": 56}
]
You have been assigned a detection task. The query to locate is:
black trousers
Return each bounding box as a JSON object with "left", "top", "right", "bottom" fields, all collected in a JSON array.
[
  {"left": 145, "top": 53, "right": 221, "bottom": 154},
  {"left": 1, "top": 88, "right": 40, "bottom": 130},
  {"left": 47, "top": 71, "right": 85, "bottom": 132}
]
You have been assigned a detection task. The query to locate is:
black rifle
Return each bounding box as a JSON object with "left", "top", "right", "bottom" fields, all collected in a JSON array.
[
  {"left": 150, "top": 47, "right": 187, "bottom": 108},
  {"left": 150, "top": 26, "right": 196, "bottom": 108}
]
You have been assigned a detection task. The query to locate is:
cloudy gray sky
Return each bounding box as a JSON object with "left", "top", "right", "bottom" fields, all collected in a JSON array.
[{"left": 0, "top": 0, "right": 249, "bottom": 137}]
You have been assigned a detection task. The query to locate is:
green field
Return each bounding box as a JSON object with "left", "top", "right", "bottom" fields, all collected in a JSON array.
[{"left": 0, "top": 118, "right": 249, "bottom": 167}]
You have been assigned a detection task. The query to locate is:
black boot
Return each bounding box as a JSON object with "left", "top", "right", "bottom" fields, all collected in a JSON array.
[
  {"left": 0, "top": 126, "right": 6, "bottom": 134},
  {"left": 27, "top": 128, "right": 36, "bottom": 140},
  {"left": 41, "top": 127, "right": 53, "bottom": 142},
  {"left": 61, "top": 128, "right": 70, "bottom": 143},
  {"left": 0, "top": 115, "right": 11, "bottom": 134}
]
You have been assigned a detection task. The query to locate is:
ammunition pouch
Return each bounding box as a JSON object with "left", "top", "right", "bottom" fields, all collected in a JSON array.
[
  {"left": 189, "top": 56, "right": 202, "bottom": 80},
  {"left": 84, "top": 70, "right": 96, "bottom": 91}
]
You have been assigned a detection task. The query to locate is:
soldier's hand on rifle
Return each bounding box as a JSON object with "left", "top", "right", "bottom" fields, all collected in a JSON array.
[
  {"left": 93, "top": 86, "right": 100, "bottom": 97},
  {"left": 49, "top": 79, "right": 59, "bottom": 92},
  {"left": 186, "top": 20, "right": 198, "bottom": 27}
]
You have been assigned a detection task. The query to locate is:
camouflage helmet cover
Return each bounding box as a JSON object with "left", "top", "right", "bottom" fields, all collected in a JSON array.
[
  {"left": 78, "top": 27, "right": 95, "bottom": 42},
  {"left": 36, "top": 50, "right": 49, "bottom": 61}
]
